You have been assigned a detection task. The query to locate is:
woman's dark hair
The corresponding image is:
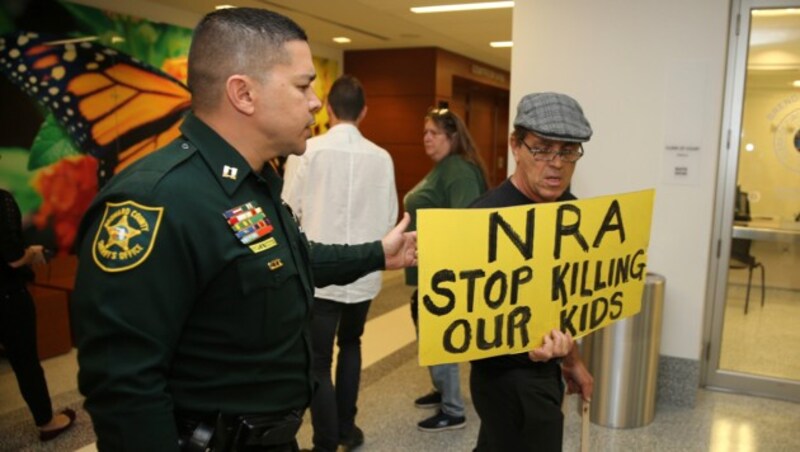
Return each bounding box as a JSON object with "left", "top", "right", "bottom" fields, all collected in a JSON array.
[{"left": 425, "top": 108, "right": 490, "bottom": 185}]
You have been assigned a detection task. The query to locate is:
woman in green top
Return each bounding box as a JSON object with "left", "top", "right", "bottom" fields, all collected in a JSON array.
[{"left": 405, "top": 107, "right": 489, "bottom": 432}]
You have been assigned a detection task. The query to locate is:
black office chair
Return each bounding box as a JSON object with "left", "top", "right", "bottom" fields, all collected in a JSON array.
[
  {"left": 734, "top": 186, "right": 751, "bottom": 222},
  {"left": 729, "top": 188, "right": 765, "bottom": 314},
  {"left": 729, "top": 239, "right": 765, "bottom": 314}
]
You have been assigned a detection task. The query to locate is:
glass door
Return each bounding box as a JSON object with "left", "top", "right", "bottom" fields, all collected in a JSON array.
[{"left": 705, "top": 0, "right": 800, "bottom": 401}]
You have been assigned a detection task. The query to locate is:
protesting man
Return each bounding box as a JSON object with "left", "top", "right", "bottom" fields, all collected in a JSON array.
[{"left": 470, "top": 92, "right": 595, "bottom": 451}]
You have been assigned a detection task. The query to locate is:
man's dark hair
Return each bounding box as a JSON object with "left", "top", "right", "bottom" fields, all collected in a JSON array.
[
  {"left": 188, "top": 7, "right": 308, "bottom": 112},
  {"left": 511, "top": 126, "right": 529, "bottom": 146},
  {"left": 327, "top": 75, "right": 365, "bottom": 121}
]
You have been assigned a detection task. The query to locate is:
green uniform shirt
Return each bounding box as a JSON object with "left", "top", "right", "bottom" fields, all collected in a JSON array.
[
  {"left": 403, "top": 154, "right": 486, "bottom": 285},
  {"left": 71, "top": 113, "right": 384, "bottom": 451}
]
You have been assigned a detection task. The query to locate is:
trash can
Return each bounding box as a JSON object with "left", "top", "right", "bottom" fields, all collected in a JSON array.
[{"left": 580, "top": 272, "right": 665, "bottom": 428}]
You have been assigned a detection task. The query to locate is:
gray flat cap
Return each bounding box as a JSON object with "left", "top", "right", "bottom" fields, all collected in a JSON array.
[{"left": 514, "top": 92, "right": 592, "bottom": 142}]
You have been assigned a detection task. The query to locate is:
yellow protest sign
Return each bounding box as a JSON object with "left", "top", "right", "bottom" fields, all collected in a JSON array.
[{"left": 417, "top": 189, "right": 655, "bottom": 366}]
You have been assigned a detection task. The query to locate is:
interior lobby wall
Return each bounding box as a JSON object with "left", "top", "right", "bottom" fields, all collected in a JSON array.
[{"left": 510, "top": 0, "right": 731, "bottom": 364}]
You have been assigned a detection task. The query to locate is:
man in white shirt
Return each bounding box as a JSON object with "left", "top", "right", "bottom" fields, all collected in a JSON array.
[{"left": 283, "top": 75, "right": 398, "bottom": 452}]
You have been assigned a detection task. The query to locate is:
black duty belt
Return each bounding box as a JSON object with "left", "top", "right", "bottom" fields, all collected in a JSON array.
[{"left": 176, "top": 410, "right": 303, "bottom": 452}]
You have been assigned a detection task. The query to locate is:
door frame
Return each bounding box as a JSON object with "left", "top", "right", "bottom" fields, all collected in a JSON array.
[{"left": 701, "top": 0, "right": 800, "bottom": 402}]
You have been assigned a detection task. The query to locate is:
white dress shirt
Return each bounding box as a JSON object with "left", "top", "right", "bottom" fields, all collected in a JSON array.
[{"left": 282, "top": 123, "right": 398, "bottom": 303}]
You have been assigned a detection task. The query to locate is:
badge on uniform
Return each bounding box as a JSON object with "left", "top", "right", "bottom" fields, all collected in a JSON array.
[
  {"left": 224, "top": 201, "right": 275, "bottom": 246},
  {"left": 92, "top": 200, "right": 164, "bottom": 272}
]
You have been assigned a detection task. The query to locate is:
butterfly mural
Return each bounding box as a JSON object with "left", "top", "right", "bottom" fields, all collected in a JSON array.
[
  {"left": 1, "top": 23, "right": 336, "bottom": 254},
  {"left": 0, "top": 31, "right": 192, "bottom": 186}
]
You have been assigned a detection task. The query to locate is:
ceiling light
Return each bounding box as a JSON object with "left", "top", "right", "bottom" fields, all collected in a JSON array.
[
  {"left": 411, "top": 1, "right": 514, "bottom": 14},
  {"left": 745, "top": 143, "right": 755, "bottom": 152},
  {"left": 490, "top": 41, "right": 512, "bottom": 48},
  {"left": 215, "top": 5, "right": 236, "bottom": 9},
  {"left": 751, "top": 8, "right": 800, "bottom": 16},
  {"left": 332, "top": 37, "right": 352, "bottom": 44},
  {"left": 793, "top": 80, "right": 800, "bottom": 88}
]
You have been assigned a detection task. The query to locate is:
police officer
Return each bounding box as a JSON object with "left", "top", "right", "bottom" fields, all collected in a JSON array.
[{"left": 71, "top": 8, "right": 417, "bottom": 452}]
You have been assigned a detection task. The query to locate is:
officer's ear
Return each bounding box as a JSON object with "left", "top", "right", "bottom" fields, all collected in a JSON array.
[{"left": 225, "top": 74, "right": 256, "bottom": 115}]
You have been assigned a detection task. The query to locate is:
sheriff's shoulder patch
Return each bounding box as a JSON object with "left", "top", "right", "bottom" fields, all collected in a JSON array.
[{"left": 91, "top": 200, "right": 164, "bottom": 272}]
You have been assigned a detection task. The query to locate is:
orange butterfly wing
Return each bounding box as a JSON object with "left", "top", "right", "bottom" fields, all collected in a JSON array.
[{"left": 0, "top": 32, "right": 191, "bottom": 184}]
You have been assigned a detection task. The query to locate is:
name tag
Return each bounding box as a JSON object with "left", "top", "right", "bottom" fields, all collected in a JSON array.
[{"left": 249, "top": 237, "right": 278, "bottom": 254}]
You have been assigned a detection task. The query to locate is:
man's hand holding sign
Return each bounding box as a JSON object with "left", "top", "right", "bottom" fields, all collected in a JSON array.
[
  {"left": 414, "top": 92, "right": 656, "bottom": 452},
  {"left": 529, "top": 328, "right": 574, "bottom": 362}
]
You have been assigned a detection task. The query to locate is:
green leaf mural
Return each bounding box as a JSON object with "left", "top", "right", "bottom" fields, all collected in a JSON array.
[
  {"left": 28, "top": 114, "right": 81, "bottom": 171},
  {"left": 0, "top": 147, "right": 41, "bottom": 214},
  {"left": 60, "top": 1, "right": 192, "bottom": 69}
]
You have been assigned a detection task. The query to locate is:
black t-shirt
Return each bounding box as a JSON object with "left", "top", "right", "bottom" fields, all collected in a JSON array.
[{"left": 468, "top": 179, "right": 575, "bottom": 373}]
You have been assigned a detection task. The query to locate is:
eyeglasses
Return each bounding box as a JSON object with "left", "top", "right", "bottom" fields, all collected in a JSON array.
[{"left": 520, "top": 140, "right": 584, "bottom": 163}]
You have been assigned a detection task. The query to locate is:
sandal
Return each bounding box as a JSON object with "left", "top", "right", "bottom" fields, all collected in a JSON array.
[{"left": 39, "top": 408, "right": 76, "bottom": 442}]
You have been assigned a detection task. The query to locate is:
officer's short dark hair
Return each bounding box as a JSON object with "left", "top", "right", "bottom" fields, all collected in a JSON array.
[
  {"left": 327, "top": 75, "right": 365, "bottom": 122},
  {"left": 188, "top": 7, "right": 308, "bottom": 112}
]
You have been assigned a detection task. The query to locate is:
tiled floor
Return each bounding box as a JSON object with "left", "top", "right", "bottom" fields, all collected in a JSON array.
[
  {"left": 720, "top": 284, "right": 800, "bottom": 380},
  {"left": 2, "top": 271, "right": 800, "bottom": 451}
]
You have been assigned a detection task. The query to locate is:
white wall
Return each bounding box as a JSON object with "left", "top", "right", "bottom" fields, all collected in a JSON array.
[{"left": 511, "top": 0, "right": 731, "bottom": 360}]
